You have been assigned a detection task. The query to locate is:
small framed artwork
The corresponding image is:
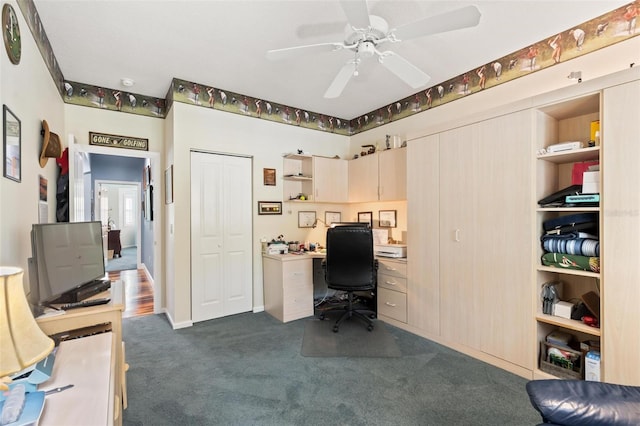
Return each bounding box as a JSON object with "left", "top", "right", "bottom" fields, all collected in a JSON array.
[
  {"left": 258, "top": 201, "right": 282, "bottom": 215},
  {"left": 3, "top": 105, "right": 21, "bottom": 182},
  {"left": 164, "top": 165, "right": 173, "bottom": 204},
  {"left": 379, "top": 210, "right": 397, "bottom": 228},
  {"left": 263, "top": 168, "right": 276, "bottom": 186},
  {"left": 298, "top": 211, "right": 316, "bottom": 228},
  {"left": 358, "top": 211, "right": 373, "bottom": 227},
  {"left": 325, "top": 211, "right": 341, "bottom": 225},
  {"left": 145, "top": 185, "right": 154, "bottom": 221}
]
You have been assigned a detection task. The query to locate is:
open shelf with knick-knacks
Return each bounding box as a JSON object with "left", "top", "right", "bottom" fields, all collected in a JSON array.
[
  {"left": 283, "top": 153, "right": 313, "bottom": 201},
  {"left": 533, "top": 92, "right": 602, "bottom": 381}
]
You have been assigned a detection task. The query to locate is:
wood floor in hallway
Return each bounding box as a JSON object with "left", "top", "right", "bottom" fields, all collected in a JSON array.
[{"left": 108, "top": 269, "right": 154, "bottom": 318}]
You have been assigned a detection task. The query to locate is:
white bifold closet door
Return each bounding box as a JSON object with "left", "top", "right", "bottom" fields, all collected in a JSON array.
[{"left": 191, "top": 151, "right": 252, "bottom": 322}]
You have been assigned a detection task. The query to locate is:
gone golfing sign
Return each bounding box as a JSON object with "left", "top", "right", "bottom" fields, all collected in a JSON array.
[{"left": 89, "top": 132, "right": 148, "bottom": 151}]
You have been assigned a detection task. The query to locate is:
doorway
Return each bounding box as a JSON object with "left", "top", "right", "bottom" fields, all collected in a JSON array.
[
  {"left": 95, "top": 180, "right": 141, "bottom": 272},
  {"left": 69, "top": 139, "right": 162, "bottom": 315}
]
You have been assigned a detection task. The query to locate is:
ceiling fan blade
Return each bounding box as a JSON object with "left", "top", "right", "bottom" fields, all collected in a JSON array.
[
  {"left": 324, "top": 61, "right": 357, "bottom": 98},
  {"left": 266, "top": 42, "right": 344, "bottom": 61},
  {"left": 340, "top": 0, "right": 371, "bottom": 29},
  {"left": 379, "top": 52, "right": 430, "bottom": 88},
  {"left": 392, "top": 5, "right": 481, "bottom": 41}
]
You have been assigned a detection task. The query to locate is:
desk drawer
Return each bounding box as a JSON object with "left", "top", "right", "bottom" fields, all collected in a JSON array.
[
  {"left": 282, "top": 290, "right": 313, "bottom": 322},
  {"left": 377, "top": 259, "right": 407, "bottom": 278},
  {"left": 378, "top": 273, "right": 407, "bottom": 293},
  {"left": 377, "top": 287, "right": 407, "bottom": 323},
  {"left": 282, "top": 261, "right": 313, "bottom": 322}
]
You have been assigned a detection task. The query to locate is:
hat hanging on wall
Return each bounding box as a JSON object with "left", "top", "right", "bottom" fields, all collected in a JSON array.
[{"left": 40, "top": 120, "right": 62, "bottom": 168}]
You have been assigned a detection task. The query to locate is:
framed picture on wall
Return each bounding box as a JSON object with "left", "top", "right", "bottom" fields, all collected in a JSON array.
[
  {"left": 263, "top": 168, "right": 276, "bottom": 186},
  {"left": 298, "top": 211, "right": 316, "bottom": 228},
  {"left": 258, "top": 201, "right": 282, "bottom": 215},
  {"left": 379, "top": 210, "right": 397, "bottom": 228},
  {"left": 164, "top": 165, "right": 173, "bottom": 204},
  {"left": 357, "top": 211, "right": 372, "bottom": 227},
  {"left": 325, "top": 211, "right": 341, "bottom": 225},
  {"left": 3, "top": 105, "right": 21, "bottom": 182}
]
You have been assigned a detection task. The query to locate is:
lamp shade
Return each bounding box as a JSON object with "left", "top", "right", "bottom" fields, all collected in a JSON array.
[{"left": 0, "top": 267, "right": 54, "bottom": 377}]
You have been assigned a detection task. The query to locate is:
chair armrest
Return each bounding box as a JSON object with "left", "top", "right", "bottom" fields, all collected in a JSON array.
[{"left": 526, "top": 380, "right": 640, "bottom": 426}]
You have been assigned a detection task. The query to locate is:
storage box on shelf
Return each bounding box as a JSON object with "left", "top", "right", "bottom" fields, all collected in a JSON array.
[{"left": 534, "top": 92, "right": 602, "bottom": 380}]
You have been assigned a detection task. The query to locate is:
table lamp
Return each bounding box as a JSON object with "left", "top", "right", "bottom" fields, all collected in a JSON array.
[{"left": 0, "top": 266, "right": 54, "bottom": 391}]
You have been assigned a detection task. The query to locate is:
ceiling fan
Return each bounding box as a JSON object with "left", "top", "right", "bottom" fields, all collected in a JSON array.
[{"left": 266, "top": 1, "right": 481, "bottom": 98}]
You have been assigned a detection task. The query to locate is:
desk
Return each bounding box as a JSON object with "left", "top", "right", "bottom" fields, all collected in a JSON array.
[
  {"left": 263, "top": 252, "right": 403, "bottom": 323},
  {"left": 36, "top": 282, "right": 125, "bottom": 425},
  {"left": 262, "top": 253, "right": 321, "bottom": 322},
  {"left": 39, "top": 333, "right": 114, "bottom": 425}
]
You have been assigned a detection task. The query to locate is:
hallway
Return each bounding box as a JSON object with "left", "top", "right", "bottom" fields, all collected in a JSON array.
[{"left": 108, "top": 269, "right": 154, "bottom": 318}]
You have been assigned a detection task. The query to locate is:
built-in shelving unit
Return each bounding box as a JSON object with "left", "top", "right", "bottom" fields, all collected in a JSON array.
[
  {"left": 533, "top": 92, "right": 602, "bottom": 380},
  {"left": 283, "top": 153, "right": 313, "bottom": 202}
]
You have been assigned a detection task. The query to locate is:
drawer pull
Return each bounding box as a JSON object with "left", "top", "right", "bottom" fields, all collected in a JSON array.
[
  {"left": 385, "top": 302, "right": 397, "bottom": 307},
  {"left": 385, "top": 280, "right": 397, "bottom": 286},
  {"left": 384, "top": 266, "right": 397, "bottom": 271}
]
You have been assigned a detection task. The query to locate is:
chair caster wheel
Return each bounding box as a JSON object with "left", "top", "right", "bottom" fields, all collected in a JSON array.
[
  {"left": 368, "top": 325, "right": 374, "bottom": 331},
  {"left": 369, "top": 314, "right": 376, "bottom": 319},
  {"left": 333, "top": 326, "right": 339, "bottom": 333},
  {"left": 319, "top": 314, "right": 325, "bottom": 320}
]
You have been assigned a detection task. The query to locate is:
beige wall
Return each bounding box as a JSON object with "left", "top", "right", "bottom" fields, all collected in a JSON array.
[
  {"left": 2, "top": 0, "right": 638, "bottom": 328},
  {"left": 167, "top": 102, "right": 349, "bottom": 326},
  {"left": 0, "top": 0, "right": 64, "bottom": 276}
]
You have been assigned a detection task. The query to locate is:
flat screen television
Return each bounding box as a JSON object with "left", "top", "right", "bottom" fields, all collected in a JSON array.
[{"left": 28, "top": 221, "right": 108, "bottom": 310}]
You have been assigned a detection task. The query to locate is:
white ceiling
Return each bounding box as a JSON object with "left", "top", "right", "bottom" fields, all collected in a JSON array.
[{"left": 33, "top": 0, "right": 627, "bottom": 120}]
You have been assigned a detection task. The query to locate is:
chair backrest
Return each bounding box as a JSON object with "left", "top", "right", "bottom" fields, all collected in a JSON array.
[{"left": 324, "top": 225, "right": 376, "bottom": 291}]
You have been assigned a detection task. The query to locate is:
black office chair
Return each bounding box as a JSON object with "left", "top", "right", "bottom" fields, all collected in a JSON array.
[{"left": 320, "top": 225, "right": 378, "bottom": 332}]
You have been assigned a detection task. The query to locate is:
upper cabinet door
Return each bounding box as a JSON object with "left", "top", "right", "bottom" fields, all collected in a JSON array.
[
  {"left": 348, "top": 153, "right": 379, "bottom": 202},
  {"left": 378, "top": 148, "right": 407, "bottom": 201},
  {"left": 313, "top": 156, "right": 348, "bottom": 202}
]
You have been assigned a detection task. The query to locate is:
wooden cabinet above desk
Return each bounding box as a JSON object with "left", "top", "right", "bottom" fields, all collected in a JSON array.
[{"left": 349, "top": 148, "right": 407, "bottom": 202}]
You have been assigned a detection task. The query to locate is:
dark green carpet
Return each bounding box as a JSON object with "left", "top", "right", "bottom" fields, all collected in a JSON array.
[
  {"left": 122, "top": 312, "right": 540, "bottom": 425},
  {"left": 301, "top": 314, "right": 401, "bottom": 357}
]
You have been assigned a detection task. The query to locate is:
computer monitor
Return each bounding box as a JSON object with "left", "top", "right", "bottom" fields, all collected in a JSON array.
[{"left": 28, "top": 221, "right": 107, "bottom": 309}]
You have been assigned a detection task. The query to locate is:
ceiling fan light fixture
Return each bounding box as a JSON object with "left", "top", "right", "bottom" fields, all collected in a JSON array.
[{"left": 357, "top": 41, "right": 376, "bottom": 58}]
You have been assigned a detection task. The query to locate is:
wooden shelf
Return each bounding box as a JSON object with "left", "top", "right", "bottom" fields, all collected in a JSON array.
[
  {"left": 283, "top": 153, "right": 312, "bottom": 160},
  {"left": 536, "top": 313, "right": 601, "bottom": 337},
  {"left": 283, "top": 175, "right": 312, "bottom": 181},
  {"left": 537, "top": 207, "right": 599, "bottom": 212},
  {"left": 536, "top": 265, "right": 600, "bottom": 278},
  {"left": 536, "top": 146, "right": 600, "bottom": 164}
]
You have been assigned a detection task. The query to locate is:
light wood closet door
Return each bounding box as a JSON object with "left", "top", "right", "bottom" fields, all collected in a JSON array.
[
  {"left": 407, "top": 135, "right": 440, "bottom": 334},
  {"left": 602, "top": 80, "right": 640, "bottom": 385},
  {"left": 474, "top": 111, "right": 532, "bottom": 367},
  {"left": 439, "top": 124, "right": 480, "bottom": 349}
]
